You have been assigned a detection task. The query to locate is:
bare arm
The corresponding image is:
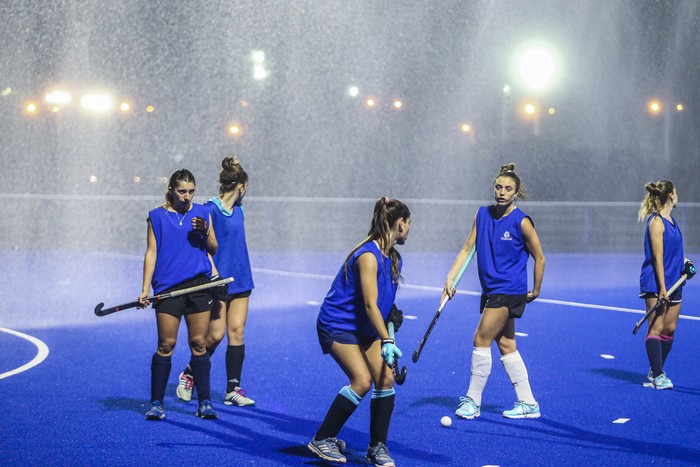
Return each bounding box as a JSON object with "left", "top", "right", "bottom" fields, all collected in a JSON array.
[
  {"left": 205, "top": 213, "right": 218, "bottom": 255},
  {"left": 138, "top": 220, "right": 157, "bottom": 306},
  {"left": 648, "top": 215, "right": 667, "bottom": 300},
  {"left": 357, "top": 252, "right": 390, "bottom": 340},
  {"left": 522, "top": 217, "right": 545, "bottom": 302},
  {"left": 443, "top": 216, "right": 477, "bottom": 299}
]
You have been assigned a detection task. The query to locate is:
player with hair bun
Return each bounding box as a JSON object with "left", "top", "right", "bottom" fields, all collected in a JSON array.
[
  {"left": 308, "top": 197, "right": 410, "bottom": 467},
  {"left": 443, "top": 163, "right": 545, "bottom": 420},
  {"left": 638, "top": 180, "right": 686, "bottom": 389},
  {"left": 176, "top": 156, "right": 257, "bottom": 407},
  {"left": 139, "top": 168, "right": 219, "bottom": 421}
]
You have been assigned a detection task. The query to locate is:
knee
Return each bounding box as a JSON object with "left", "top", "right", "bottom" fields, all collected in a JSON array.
[
  {"left": 189, "top": 337, "right": 208, "bottom": 355},
  {"left": 351, "top": 379, "right": 373, "bottom": 397},
  {"left": 377, "top": 371, "right": 395, "bottom": 390},
  {"left": 157, "top": 338, "right": 176, "bottom": 356},
  {"left": 207, "top": 328, "right": 225, "bottom": 346},
  {"left": 498, "top": 340, "right": 517, "bottom": 355},
  {"left": 228, "top": 326, "right": 244, "bottom": 344},
  {"left": 662, "top": 326, "right": 676, "bottom": 337}
]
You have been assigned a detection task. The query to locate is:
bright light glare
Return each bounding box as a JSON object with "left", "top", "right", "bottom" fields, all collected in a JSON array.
[
  {"left": 365, "top": 97, "right": 376, "bottom": 108},
  {"left": 503, "top": 84, "right": 511, "bottom": 95},
  {"left": 647, "top": 99, "right": 662, "bottom": 114},
  {"left": 524, "top": 103, "right": 537, "bottom": 114},
  {"left": 253, "top": 64, "right": 269, "bottom": 80},
  {"left": 26, "top": 102, "right": 38, "bottom": 113},
  {"left": 120, "top": 102, "right": 130, "bottom": 112},
  {"left": 251, "top": 50, "right": 266, "bottom": 63},
  {"left": 393, "top": 99, "right": 403, "bottom": 109},
  {"left": 1, "top": 87, "right": 11, "bottom": 96},
  {"left": 518, "top": 46, "right": 557, "bottom": 92},
  {"left": 348, "top": 86, "right": 359, "bottom": 97},
  {"left": 676, "top": 104, "right": 684, "bottom": 112},
  {"left": 146, "top": 105, "right": 155, "bottom": 113},
  {"left": 548, "top": 107, "right": 556, "bottom": 115},
  {"left": 45, "top": 90, "right": 72, "bottom": 105},
  {"left": 460, "top": 123, "right": 472, "bottom": 133},
  {"left": 81, "top": 93, "right": 113, "bottom": 112},
  {"left": 89, "top": 175, "right": 98, "bottom": 183}
]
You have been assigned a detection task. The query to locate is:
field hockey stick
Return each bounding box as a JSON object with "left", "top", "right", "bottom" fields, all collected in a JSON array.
[
  {"left": 94, "top": 277, "right": 233, "bottom": 317},
  {"left": 633, "top": 274, "right": 687, "bottom": 335},
  {"left": 387, "top": 321, "right": 407, "bottom": 385},
  {"left": 412, "top": 245, "right": 476, "bottom": 363}
]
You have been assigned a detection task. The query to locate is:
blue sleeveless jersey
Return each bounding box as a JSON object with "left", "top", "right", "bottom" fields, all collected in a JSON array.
[
  {"left": 317, "top": 241, "right": 401, "bottom": 338},
  {"left": 476, "top": 205, "right": 530, "bottom": 294},
  {"left": 640, "top": 214, "right": 684, "bottom": 294},
  {"left": 149, "top": 204, "right": 212, "bottom": 294},
  {"left": 206, "top": 198, "right": 254, "bottom": 294}
]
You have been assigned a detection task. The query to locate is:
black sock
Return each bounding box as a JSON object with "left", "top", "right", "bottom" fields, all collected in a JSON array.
[
  {"left": 189, "top": 354, "right": 212, "bottom": 402},
  {"left": 207, "top": 345, "right": 217, "bottom": 358},
  {"left": 315, "top": 393, "right": 359, "bottom": 441},
  {"left": 661, "top": 335, "right": 674, "bottom": 368},
  {"left": 226, "top": 344, "right": 245, "bottom": 392},
  {"left": 151, "top": 353, "right": 172, "bottom": 403},
  {"left": 646, "top": 337, "right": 663, "bottom": 378},
  {"left": 370, "top": 393, "right": 395, "bottom": 446}
]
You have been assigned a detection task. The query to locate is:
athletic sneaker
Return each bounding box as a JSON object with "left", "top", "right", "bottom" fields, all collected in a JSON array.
[
  {"left": 652, "top": 372, "right": 673, "bottom": 390},
  {"left": 176, "top": 371, "right": 194, "bottom": 402},
  {"left": 455, "top": 396, "right": 480, "bottom": 419},
  {"left": 196, "top": 399, "right": 218, "bottom": 419},
  {"left": 647, "top": 368, "right": 654, "bottom": 382},
  {"left": 224, "top": 387, "right": 255, "bottom": 406},
  {"left": 366, "top": 442, "right": 395, "bottom": 467},
  {"left": 307, "top": 437, "right": 347, "bottom": 463},
  {"left": 145, "top": 400, "right": 165, "bottom": 420},
  {"left": 503, "top": 401, "right": 541, "bottom": 419}
]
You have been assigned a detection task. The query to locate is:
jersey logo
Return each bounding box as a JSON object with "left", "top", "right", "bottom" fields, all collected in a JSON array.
[{"left": 501, "top": 231, "right": 513, "bottom": 241}]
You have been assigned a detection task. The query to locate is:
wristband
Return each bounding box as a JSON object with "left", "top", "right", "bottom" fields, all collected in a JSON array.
[{"left": 381, "top": 338, "right": 395, "bottom": 346}]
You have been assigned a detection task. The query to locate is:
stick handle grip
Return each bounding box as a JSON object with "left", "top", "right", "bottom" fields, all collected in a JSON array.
[{"left": 448, "top": 245, "right": 476, "bottom": 295}]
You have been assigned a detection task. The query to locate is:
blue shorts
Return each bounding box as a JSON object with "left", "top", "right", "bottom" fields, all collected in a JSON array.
[{"left": 316, "top": 325, "right": 377, "bottom": 354}]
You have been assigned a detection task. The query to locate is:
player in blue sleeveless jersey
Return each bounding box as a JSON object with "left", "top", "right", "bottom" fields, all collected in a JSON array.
[
  {"left": 443, "top": 163, "right": 545, "bottom": 420},
  {"left": 138, "top": 169, "right": 220, "bottom": 421},
  {"left": 308, "top": 197, "right": 410, "bottom": 467},
  {"left": 638, "top": 180, "right": 685, "bottom": 390},
  {"left": 176, "top": 157, "right": 257, "bottom": 407}
]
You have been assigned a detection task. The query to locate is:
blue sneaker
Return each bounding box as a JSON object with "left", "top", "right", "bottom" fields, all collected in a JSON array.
[
  {"left": 196, "top": 399, "right": 218, "bottom": 419},
  {"left": 366, "top": 442, "right": 395, "bottom": 467},
  {"left": 145, "top": 400, "right": 165, "bottom": 420},
  {"left": 503, "top": 401, "right": 541, "bottom": 419},
  {"left": 307, "top": 437, "right": 347, "bottom": 463},
  {"left": 455, "top": 396, "right": 480, "bottom": 419},
  {"left": 652, "top": 372, "right": 673, "bottom": 390}
]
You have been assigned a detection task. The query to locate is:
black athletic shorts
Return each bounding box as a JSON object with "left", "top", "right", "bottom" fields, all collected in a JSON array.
[
  {"left": 316, "top": 325, "right": 377, "bottom": 354},
  {"left": 210, "top": 290, "right": 253, "bottom": 320},
  {"left": 154, "top": 275, "right": 213, "bottom": 316},
  {"left": 480, "top": 293, "right": 528, "bottom": 319},
  {"left": 639, "top": 287, "right": 683, "bottom": 305}
]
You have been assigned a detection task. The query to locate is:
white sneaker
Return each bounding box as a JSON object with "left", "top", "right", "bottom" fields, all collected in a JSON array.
[
  {"left": 224, "top": 387, "right": 255, "bottom": 406},
  {"left": 176, "top": 372, "right": 194, "bottom": 402}
]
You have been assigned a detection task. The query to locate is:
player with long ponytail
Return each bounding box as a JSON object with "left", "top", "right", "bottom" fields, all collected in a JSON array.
[
  {"left": 309, "top": 197, "right": 410, "bottom": 466},
  {"left": 638, "top": 180, "right": 685, "bottom": 389}
]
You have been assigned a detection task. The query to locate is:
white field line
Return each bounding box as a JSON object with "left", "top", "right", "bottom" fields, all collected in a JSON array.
[
  {"left": 88, "top": 252, "right": 700, "bottom": 323},
  {"left": 0, "top": 327, "right": 50, "bottom": 380}
]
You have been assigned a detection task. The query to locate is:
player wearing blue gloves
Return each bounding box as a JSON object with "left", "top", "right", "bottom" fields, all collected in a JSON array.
[{"left": 309, "top": 197, "right": 410, "bottom": 467}]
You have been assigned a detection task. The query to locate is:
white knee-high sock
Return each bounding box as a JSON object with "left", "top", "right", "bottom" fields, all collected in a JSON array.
[
  {"left": 466, "top": 347, "right": 492, "bottom": 406},
  {"left": 501, "top": 350, "right": 536, "bottom": 405}
]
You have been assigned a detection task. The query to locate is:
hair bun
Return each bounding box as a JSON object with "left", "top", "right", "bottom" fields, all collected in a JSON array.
[
  {"left": 222, "top": 156, "right": 241, "bottom": 172},
  {"left": 645, "top": 182, "right": 661, "bottom": 195},
  {"left": 499, "top": 163, "right": 516, "bottom": 175}
]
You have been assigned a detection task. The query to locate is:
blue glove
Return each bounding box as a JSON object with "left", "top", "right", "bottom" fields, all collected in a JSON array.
[{"left": 381, "top": 338, "right": 403, "bottom": 366}]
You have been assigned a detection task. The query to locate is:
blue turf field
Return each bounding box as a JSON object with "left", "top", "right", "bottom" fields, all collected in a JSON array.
[{"left": 2, "top": 250, "right": 700, "bottom": 466}]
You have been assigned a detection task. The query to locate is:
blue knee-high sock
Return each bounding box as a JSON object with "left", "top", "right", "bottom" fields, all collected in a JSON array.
[
  {"left": 151, "top": 353, "right": 172, "bottom": 403},
  {"left": 315, "top": 386, "right": 362, "bottom": 440},
  {"left": 189, "top": 354, "right": 212, "bottom": 402},
  {"left": 646, "top": 336, "right": 663, "bottom": 378},
  {"left": 370, "top": 388, "right": 395, "bottom": 447}
]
